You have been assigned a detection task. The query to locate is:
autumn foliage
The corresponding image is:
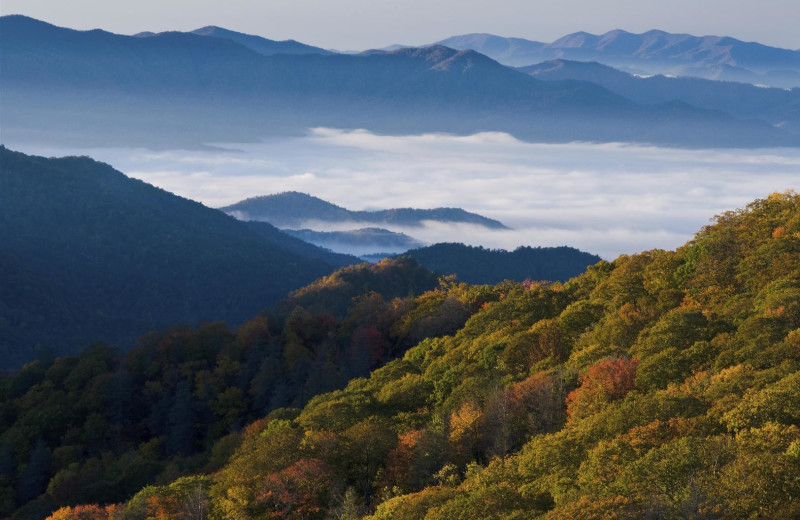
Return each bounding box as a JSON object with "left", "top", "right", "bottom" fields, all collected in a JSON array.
[
  {"left": 17, "top": 192, "right": 800, "bottom": 520},
  {"left": 566, "top": 357, "right": 639, "bottom": 422}
]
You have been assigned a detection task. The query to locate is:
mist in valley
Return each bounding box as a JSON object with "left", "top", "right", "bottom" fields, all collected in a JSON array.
[{"left": 9, "top": 128, "right": 799, "bottom": 259}]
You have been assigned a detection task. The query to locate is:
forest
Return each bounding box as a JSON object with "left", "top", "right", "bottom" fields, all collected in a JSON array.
[{"left": 2, "top": 192, "right": 799, "bottom": 519}]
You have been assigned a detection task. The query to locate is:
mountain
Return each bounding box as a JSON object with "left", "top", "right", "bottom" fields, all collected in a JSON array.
[
  {"left": 2, "top": 16, "right": 797, "bottom": 148},
  {"left": 34, "top": 191, "right": 800, "bottom": 520},
  {"left": 221, "top": 192, "right": 509, "bottom": 229},
  {"left": 438, "top": 29, "right": 800, "bottom": 87},
  {"left": 0, "top": 146, "right": 359, "bottom": 368},
  {"left": 404, "top": 243, "right": 603, "bottom": 284},
  {"left": 284, "top": 228, "right": 424, "bottom": 256},
  {"left": 519, "top": 59, "right": 800, "bottom": 133},
  {"left": 190, "top": 25, "right": 333, "bottom": 55}
]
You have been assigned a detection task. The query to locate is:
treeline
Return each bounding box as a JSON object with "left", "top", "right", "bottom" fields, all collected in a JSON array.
[{"left": 0, "top": 258, "right": 456, "bottom": 519}]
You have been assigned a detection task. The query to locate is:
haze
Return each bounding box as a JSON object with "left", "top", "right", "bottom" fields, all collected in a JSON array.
[
  {"left": 10, "top": 129, "right": 799, "bottom": 260},
  {"left": 4, "top": 0, "right": 800, "bottom": 50}
]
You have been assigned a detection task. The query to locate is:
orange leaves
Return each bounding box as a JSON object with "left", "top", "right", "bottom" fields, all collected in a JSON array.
[
  {"left": 384, "top": 429, "right": 427, "bottom": 490},
  {"left": 772, "top": 226, "right": 787, "bottom": 238},
  {"left": 46, "top": 505, "right": 117, "bottom": 520},
  {"left": 567, "top": 357, "right": 639, "bottom": 423}
]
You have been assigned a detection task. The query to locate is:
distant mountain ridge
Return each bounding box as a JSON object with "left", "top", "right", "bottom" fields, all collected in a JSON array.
[
  {"left": 437, "top": 29, "right": 800, "bottom": 87},
  {"left": 519, "top": 59, "right": 800, "bottom": 134},
  {"left": 2, "top": 15, "right": 797, "bottom": 148},
  {"left": 220, "top": 192, "right": 510, "bottom": 229},
  {"left": 285, "top": 228, "right": 424, "bottom": 256},
  {"left": 134, "top": 25, "right": 332, "bottom": 55},
  {"left": 190, "top": 25, "right": 333, "bottom": 55}
]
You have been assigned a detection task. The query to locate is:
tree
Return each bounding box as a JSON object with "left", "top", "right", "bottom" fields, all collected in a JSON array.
[{"left": 567, "top": 358, "right": 639, "bottom": 423}]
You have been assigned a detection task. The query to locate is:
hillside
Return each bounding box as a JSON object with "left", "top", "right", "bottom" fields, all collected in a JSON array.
[
  {"left": 221, "top": 192, "right": 509, "bottom": 229},
  {"left": 519, "top": 59, "right": 800, "bottom": 133},
  {"left": 2, "top": 16, "right": 798, "bottom": 148},
  {"left": 404, "top": 243, "right": 603, "bottom": 284},
  {"left": 438, "top": 29, "right": 800, "bottom": 87},
  {"left": 28, "top": 192, "right": 800, "bottom": 520},
  {"left": 0, "top": 257, "right": 444, "bottom": 519},
  {"left": 0, "top": 147, "right": 357, "bottom": 367}
]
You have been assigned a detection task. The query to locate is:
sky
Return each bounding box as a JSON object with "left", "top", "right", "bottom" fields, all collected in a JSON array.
[
  {"left": 10, "top": 130, "right": 800, "bottom": 260},
  {"left": 4, "top": 0, "right": 800, "bottom": 51}
]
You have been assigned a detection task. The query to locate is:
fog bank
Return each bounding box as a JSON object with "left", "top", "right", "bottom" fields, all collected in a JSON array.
[{"left": 9, "top": 129, "right": 799, "bottom": 259}]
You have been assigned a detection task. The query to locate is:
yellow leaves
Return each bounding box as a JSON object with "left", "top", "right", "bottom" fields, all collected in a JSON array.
[{"left": 448, "top": 401, "right": 484, "bottom": 446}]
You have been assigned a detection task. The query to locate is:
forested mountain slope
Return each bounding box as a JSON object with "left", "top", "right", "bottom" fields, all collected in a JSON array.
[
  {"left": 41, "top": 192, "right": 800, "bottom": 519},
  {"left": 0, "top": 259, "right": 443, "bottom": 519},
  {"left": 0, "top": 147, "right": 356, "bottom": 367}
]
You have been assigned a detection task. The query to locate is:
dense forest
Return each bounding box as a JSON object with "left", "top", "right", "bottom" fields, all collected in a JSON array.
[
  {"left": 4, "top": 192, "right": 800, "bottom": 519},
  {"left": 0, "top": 258, "right": 444, "bottom": 518},
  {"left": 404, "top": 243, "right": 603, "bottom": 284}
]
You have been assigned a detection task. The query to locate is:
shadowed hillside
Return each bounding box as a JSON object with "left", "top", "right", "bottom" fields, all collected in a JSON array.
[{"left": 0, "top": 147, "right": 357, "bottom": 367}]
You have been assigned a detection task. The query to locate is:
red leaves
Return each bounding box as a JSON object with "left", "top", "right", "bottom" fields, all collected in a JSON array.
[{"left": 567, "top": 357, "right": 639, "bottom": 422}]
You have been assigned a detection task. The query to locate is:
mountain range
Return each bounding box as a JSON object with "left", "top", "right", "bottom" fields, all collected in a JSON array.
[
  {"left": 2, "top": 15, "right": 798, "bottom": 148},
  {"left": 518, "top": 59, "right": 800, "bottom": 134},
  {"left": 437, "top": 29, "right": 800, "bottom": 88},
  {"left": 220, "top": 191, "right": 508, "bottom": 229}
]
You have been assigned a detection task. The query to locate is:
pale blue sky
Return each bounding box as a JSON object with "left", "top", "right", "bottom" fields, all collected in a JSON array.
[{"left": 3, "top": 0, "right": 799, "bottom": 51}]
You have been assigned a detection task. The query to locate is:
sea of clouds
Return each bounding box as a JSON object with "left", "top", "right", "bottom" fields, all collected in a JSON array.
[{"left": 11, "top": 128, "right": 800, "bottom": 259}]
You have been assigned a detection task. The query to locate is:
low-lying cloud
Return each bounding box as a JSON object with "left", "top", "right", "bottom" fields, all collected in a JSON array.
[{"left": 10, "top": 129, "right": 799, "bottom": 259}]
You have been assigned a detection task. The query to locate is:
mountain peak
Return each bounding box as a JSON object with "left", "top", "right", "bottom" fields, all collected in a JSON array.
[{"left": 187, "top": 25, "right": 332, "bottom": 55}]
